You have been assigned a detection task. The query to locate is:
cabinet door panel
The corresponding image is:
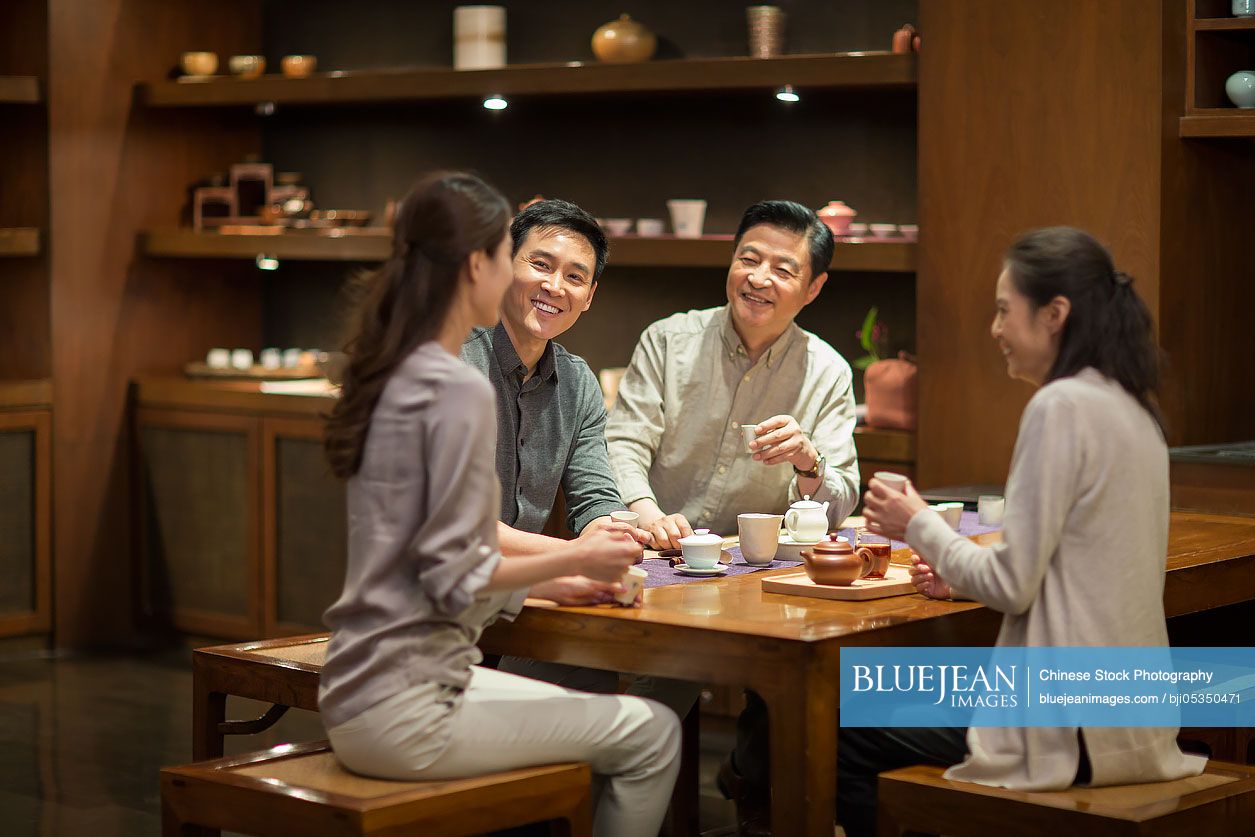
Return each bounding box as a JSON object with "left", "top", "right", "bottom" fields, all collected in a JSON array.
[
  {"left": 263, "top": 419, "right": 346, "bottom": 635},
  {"left": 137, "top": 410, "right": 260, "bottom": 638},
  {"left": 0, "top": 410, "right": 51, "bottom": 637}
]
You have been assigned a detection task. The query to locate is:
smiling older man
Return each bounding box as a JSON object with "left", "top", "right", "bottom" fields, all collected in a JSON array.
[
  {"left": 605, "top": 199, "right": 861, "bottom": 833},
  {"left": 607, "top": 199, "right": 860, "bottom": 548}
]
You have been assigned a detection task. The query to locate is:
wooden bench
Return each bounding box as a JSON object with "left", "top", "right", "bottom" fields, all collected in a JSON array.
[
  {"left": 877, "top": 760, "right": 1255, "bottom": 836},
  {"left": 161, "top": 740, "right": 591, "bottom": 836}
]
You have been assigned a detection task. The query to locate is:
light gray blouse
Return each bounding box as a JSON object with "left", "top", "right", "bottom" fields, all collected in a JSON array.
[
  {"left": 319, "top": 342, "right": 527, "bottom": 729},
  {"left": 907, "top": 368, "right": 1205, "bottom": 790}
]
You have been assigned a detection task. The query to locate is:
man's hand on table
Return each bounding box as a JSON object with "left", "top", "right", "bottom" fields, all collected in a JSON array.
[
  {"left": 862, "top": 476, "right": 928, "bottom": 540},
  {"left": 748, "top": 414, "right": 818, "bottom": 470},
  {"left": 907, "top": 553, "right": 953, "bottom": 600},
  {"left": 530, "top": 576, "right": 624, "bottom": 606},
  {"left": 644, "top": 513, "right": 694, "bottom": 551}
]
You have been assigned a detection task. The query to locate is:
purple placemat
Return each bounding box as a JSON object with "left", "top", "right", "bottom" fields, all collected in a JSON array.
[{"left": 642, "top": 511, "right": 999, "bottom": 589}]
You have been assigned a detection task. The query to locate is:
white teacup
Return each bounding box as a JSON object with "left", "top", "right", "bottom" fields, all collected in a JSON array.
[
  {"left": 636, "top": 218, "right": 664, "bottom": 237},
  {"left": 741, "top": 424, "right": 759, "bottom": 452},
  {"left": 738, "top": 513, "right": 783, "bottom": 565},
  {"left": 679, "top": 529, "right": 723, "bottom": 569},
  {"left": 933, "top": 502, "right": 963, "bottom": 530},
  {"left": 611, "top": 510, "right": 639, "bottom": 527},
  {"left": 874, "top": 471, "right": 909, "bottom": 492},
  {"left": 978, "top": 495, "right": 1005, "bottom": 526},
  {"left": 614, "top": 566, "right": 647, "bottom": 606}
]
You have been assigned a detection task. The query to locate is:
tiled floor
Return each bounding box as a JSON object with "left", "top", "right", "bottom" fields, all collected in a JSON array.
[{"left": 0, "top": 649, "right": 741, "bottom": 836}]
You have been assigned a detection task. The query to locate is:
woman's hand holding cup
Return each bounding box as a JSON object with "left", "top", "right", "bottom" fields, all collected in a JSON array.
[
  {"left": 580, "top": 527, "right": 645, "bottom": 583},
  {"left": 863, "top": 473, "right": 928, "bottom": 541}
]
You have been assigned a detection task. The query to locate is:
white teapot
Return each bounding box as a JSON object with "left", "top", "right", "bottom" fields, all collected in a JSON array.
[{"left": 784, "top": 495, "right": 830, "bottom": 543}]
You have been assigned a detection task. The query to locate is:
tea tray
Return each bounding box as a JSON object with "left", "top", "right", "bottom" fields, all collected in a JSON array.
[{"left": 761, "top": 565, "right": 916, "bottom": 601}]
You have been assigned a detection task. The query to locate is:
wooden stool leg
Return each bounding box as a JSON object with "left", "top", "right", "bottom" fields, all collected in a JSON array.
[
  {"left": 548, "top": 781, "right": 593, "bottom": 837},
  {"left": 192, "top": 659, "right": 226, "bottom": 761}
]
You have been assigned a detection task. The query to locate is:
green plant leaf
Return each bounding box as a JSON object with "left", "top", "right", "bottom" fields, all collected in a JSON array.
[
  {"left": 859, "top": 306, "right": 879, "bottom": 353},
  {"left": 853, "top": 354, "right": 877, "bottom": 370}
]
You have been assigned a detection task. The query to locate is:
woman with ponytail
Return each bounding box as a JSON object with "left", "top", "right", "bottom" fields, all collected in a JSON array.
[
  {"left": 845, "top": 227, "right": 1204, "bottom": 837},
  {"left": 319, "top": 172, "right": 680, "bottom": 837}
]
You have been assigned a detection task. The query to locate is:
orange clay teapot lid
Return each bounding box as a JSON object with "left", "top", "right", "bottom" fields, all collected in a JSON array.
[{"left": 811, "top": 533, "right": 852, "bottom": 555}]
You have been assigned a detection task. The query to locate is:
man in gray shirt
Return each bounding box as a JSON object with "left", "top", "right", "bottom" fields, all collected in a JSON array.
[{"left": 461, "top": 198, "right": 646, "bottom": 606}]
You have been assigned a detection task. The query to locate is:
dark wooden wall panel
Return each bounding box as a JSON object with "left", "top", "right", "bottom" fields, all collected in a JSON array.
[
  {"left": 0, "top": 1, "right": 50, "bottom": 380},
  {"left": 916, "top": 1, "right": 1165, "bottom": 487},
  {"left": 49, "top": 0, "right": 265, "bottom": 646}
]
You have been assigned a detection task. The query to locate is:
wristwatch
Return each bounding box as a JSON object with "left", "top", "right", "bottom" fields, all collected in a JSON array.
[{"left": 794, "top": 451, "right": 825, "bottom": 479}]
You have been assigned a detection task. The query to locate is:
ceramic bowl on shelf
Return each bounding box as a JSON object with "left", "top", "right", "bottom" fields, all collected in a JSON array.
[
  {"left": 228, "top": 54, "right": 266, "bottom": 79},
  {"left": 281, "top": 55, "right": 318, "bottom": 78},
  {"left": 868, "top": 223, "right": 897, "bottom": 240},
  {"left": 180, "top": 51, "right": 218, "bottom": 77},
  {"left": 602, "top": 218, "right": 633, "bottom": 236},
  {"left": 898, "top": 224, "right": 919, "bottom": 241},
  {"left": 845, "top": 222, "right": 868, "bottom": 240},
  {"left": 1225, "top": 70, "right": 1255, "bottom": 108}
]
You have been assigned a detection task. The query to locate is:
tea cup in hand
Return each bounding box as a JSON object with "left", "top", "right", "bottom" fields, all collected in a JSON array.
[
  {"left": 581, "top": 527, "right": 643, "bottom": 582},
  {"left": 614, "top": 566, "right": 648, "bottom": 606},
  {"left": 863, "top": 477, "right": 927, "bottom": 541}
]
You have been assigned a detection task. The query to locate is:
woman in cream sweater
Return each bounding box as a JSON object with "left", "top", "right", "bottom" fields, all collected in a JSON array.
[{"left": 853, "top": 227, "right": 1205, "bottom": 837}]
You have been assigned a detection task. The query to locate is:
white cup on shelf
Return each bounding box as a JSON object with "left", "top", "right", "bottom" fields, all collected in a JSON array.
[{"left": 667, "top": 199, "right": 707, "bottom": 238}]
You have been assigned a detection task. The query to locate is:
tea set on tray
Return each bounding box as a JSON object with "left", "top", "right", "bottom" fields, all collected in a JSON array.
[{"left": 665, "top": 495, "right": 912, "bottom": 597}]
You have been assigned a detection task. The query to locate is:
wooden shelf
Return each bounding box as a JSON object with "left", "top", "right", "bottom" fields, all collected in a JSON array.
[
  {"left": 134, "top": 376, "right": 331, "bottom": 417},
  {"left": 1194, "top": 17, "right": 1255, "bottom": 31},
  {"left": 853, "top": 425, "right": 915, "bottom": 462},
  {"left": 0, "top": 227, "right": 40, "bottom": 256},
  {"left": 138, "top": 53, "right": 916, "bottom": 108},
  {"left": 141, "top": 229, "right": 917, "bottom": 273},
  {"left": 0, "top": 379, "right": 52, "bottom": 411},
  {"left": 0, "top": 75, "right": 40, "bottom": 104},
  {"left": 1179, "top": 110, "right": 1255, "bottom": 137}
]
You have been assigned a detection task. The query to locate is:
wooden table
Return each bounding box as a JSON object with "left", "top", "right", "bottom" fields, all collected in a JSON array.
[{"left": 192, "top": 511, "right": 1255, "bottom": 837}]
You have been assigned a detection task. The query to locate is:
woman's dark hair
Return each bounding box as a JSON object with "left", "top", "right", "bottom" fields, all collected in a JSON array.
[
  {"left": 733, "top": 200, "right": 834, "bottom": 281},
  {"left": 324, "top": 171, "right": 510, "bottom": 478},
  {"left": 1004, "top": 226, "right": 1163, "bottom": 428},
  {"left": 510, "top": 199, "right": 609, "bottom": 280}
]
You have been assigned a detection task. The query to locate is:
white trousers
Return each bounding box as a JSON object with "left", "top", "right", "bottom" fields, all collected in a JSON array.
[
  {"left": 327, "top": 665, "right": 681, "bottom": 837},
  {"left": 499, "top": 656, "right": 706, "bottom": 722}
]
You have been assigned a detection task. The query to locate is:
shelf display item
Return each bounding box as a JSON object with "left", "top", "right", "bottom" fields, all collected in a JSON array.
[
  {"left": 231, "top": 162, "right": 274, "bottom": 220},
  {"left": 193, "top": 183, "right": 235, "bottom": 230},
  {"left": 227, "top": 55, "right": 266, "bottom": 79},
  {"left": 280, "top": 55, "right": 317, "bottom": 78},
  {"left": 1235, "top": 0, "right": 1255, "bottom": 18},
  {"left": 818, "top": 201, "right": 857, "bottom": 236},
  {"left": 747, "top": 5, "right": 785, "bottom": 58},
  {"left": 591, "top": 14, "right": 658, "bottom": 64},
  {"left": 180, "top": 51, "right": 218, "bottom": 78},
  {"left": 454, "top": 6, "right": 506, "bottom": 70},
  {"left": 667, "top": 199, "right": 707, "bottom": 238},
  {"left": 1225, "top": 71, "right": 1255, "bottom": 108},
  {"left": 891, "top": 24, "right": 920, "bottom": 54}
]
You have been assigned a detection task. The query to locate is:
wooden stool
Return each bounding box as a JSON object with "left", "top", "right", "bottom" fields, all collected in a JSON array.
[
  {"left": 878, "top": 760, "right": 1255, "bottom": 836},
  {"left": 161, "top": 740, "right": 592, "bottom": 836}
]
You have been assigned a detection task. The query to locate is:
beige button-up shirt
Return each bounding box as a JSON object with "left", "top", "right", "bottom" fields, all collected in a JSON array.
[{"left": 606, "top": 306, "right": 859, "bottom": 536}]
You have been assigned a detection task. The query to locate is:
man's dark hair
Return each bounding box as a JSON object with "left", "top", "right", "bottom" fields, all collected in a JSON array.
[
  {"left": 732, "top": 200, "right": 834, "bottom": 281},
  {"left": 510, "top": 199, "right": 609, "bottom": 280}
]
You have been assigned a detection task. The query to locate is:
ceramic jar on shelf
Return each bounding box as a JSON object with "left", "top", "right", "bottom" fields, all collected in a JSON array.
[
  {"left": 1225, "top": 71, "right": 1255, "bottom": 108},
  {"left": 591, "top": 14, "right": 657, "bottom": 63}
]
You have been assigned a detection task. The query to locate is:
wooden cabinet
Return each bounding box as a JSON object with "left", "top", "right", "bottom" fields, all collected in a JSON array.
[
  {"left": 0, "top": 382, "right": 52, "bottom": 638},
  {"left": 136, "top": 380, "right": 342, "bottom": 640}
]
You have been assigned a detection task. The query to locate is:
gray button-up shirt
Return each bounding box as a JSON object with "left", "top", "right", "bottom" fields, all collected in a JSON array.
[
  {"left": 606, "top": 306, "right": 859, "bottom": 536},
  {"left": 319, "top": 343, "right": 526, "bottom": 728},
  {"left": 461, "top": 324, "right": 624, "bottom": 535}
]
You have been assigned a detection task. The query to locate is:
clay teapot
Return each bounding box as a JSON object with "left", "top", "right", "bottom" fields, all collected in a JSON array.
[
  {"left": 891, "top": 24, "right": 921, "bottom": 54},
  {"left": 592, "top": 14, "right": 658, "bottom": 64},
  {"left": 801, "top": 534, "right": 871, "bottom": 586}
]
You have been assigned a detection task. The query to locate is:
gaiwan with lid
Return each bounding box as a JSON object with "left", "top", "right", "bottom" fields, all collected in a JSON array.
[
  {"left": 801, "top": 534, "right": 870, "bottom": 586},
  {"left": 678, "top": 528, "right": 723, "bottom": 569}
]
